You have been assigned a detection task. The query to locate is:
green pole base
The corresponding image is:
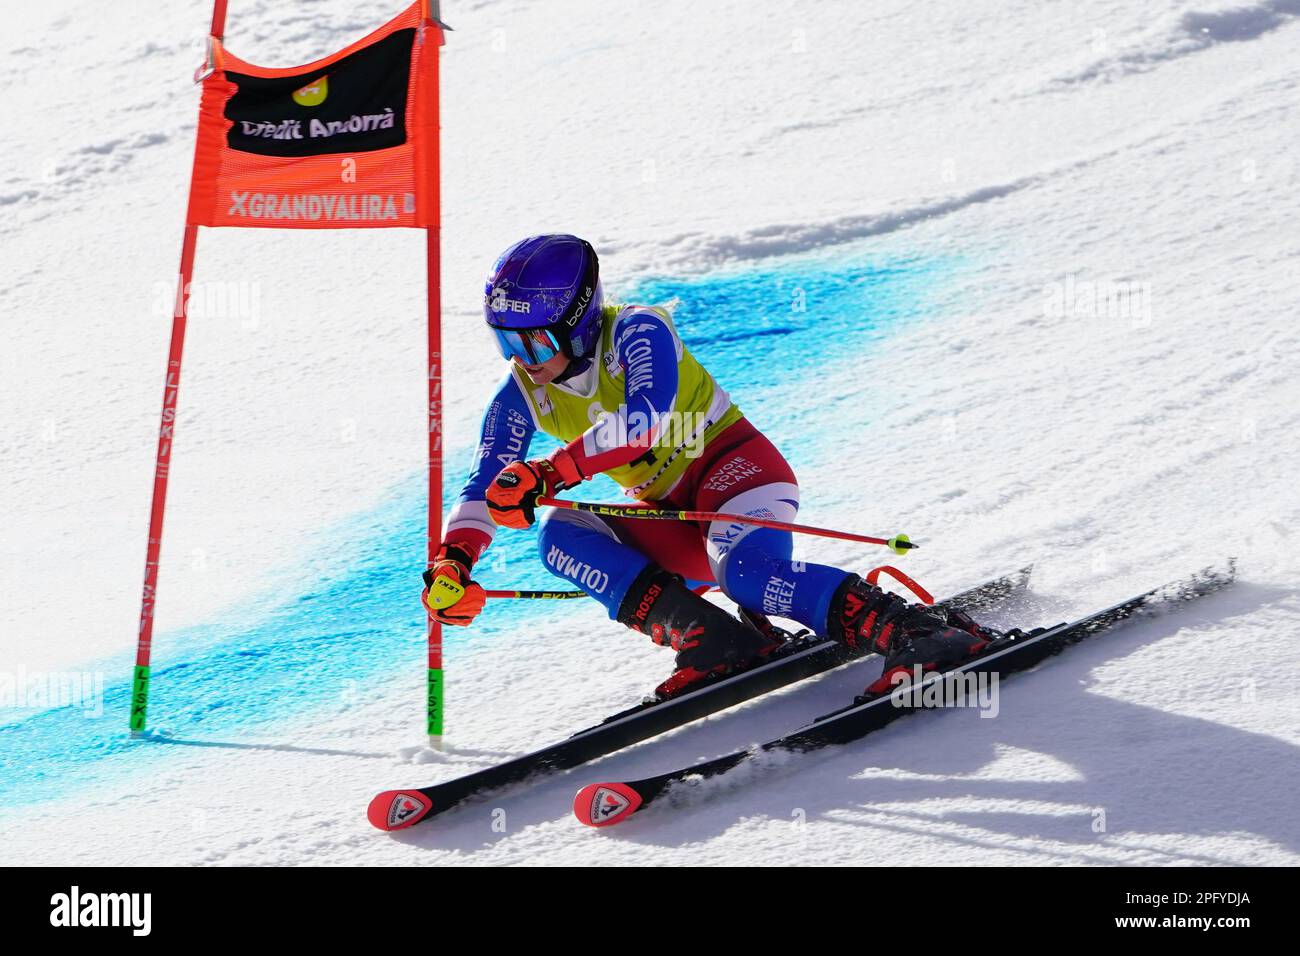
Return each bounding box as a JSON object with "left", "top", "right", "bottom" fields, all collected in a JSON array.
[
  {"left": 129, "top": 664, "right": 151, "bottom": 733},
  {"left": 426, "top": 667, "right": 444, "bottom": 739}
]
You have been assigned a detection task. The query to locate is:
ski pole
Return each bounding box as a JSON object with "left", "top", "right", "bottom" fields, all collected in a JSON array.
[
  {"left": 537, "top": 497, "right": 916, "bottom": 555},
  {"left": 431, "top": 583, "right": 719, "bottom": 607},
  {"left": 484, "top": 588, "right": 587, "bottom": 599},
  {"left": 424, "top": 577, "right": 590, "bottom": 610}
]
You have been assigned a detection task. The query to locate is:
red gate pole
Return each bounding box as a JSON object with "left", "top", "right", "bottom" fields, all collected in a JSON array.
[
  {"left": 424, "top": 1, "right": 446, "bottom": 749},
  {"left": 426, "top": 226, "right": 444, "bottom": 749},
  {"left": 128, "top": 240, "right": 195, "bottom": 738},
  {"left": 130, "top": 225, "right": 200, "bottom": 734},
  {"left": 130, "top": 0, "right": 229, "bottom": 736}
]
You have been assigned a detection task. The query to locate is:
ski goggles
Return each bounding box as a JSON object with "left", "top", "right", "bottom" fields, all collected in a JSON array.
[{"left": 490, "top": 325, "right": 565, "bottom": 365}]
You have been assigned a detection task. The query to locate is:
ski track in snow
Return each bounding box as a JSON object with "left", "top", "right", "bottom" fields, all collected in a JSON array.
[
  {"left": 1045, "top": 0, "right": 1300, "bottom": 90},
  {"left": 2, "top": 0, "right": 1299, "bottom": 865}
]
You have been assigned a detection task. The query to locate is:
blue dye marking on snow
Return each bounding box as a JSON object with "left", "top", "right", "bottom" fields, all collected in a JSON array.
[
  {"left": 625, "top": 249, "right": 943, "bottom": 478},
  {"left": 0, "top": 247, "right": 947, "bottom": 809}
]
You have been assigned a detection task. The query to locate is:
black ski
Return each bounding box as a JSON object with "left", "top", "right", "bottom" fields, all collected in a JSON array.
[
  {"left": 573, "top": 561, "right": 1235, "bottom": 828},
  {"left": 369, "top": 566, "right": 1032, "bottom": 831}
]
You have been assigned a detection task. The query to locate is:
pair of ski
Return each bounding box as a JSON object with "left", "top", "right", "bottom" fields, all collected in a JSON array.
[
  {"left": 369, "top": 561, "right": 1233, "bottom": 832},
  {"left": 576, "top": 560, "right": 1236, "bottom": 826}
]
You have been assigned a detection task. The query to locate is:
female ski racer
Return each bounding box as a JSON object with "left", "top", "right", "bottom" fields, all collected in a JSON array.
[{"left": 422, "top": 234, "right": 998, "bottom": 698}]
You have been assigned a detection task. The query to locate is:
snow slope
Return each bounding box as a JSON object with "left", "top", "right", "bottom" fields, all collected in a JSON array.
[{"left": 2, "top": 0, "right": 1298, "bottom": 865}]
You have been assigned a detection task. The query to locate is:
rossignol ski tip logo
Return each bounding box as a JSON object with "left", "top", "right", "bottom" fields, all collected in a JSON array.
[
  {"left": 573, "top": 782, "right": 641, "bottom": 827},
  {"left": 367, "top": 790, "right": 433, "bottom": 830}
]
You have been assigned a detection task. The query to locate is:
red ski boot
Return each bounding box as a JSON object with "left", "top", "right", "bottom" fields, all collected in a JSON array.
[
  {"left": 826, "top": 574, "right": 998, "bottom": 695},
  {"left": 616, "top": 566, "right": 781, "bottom": 699}
]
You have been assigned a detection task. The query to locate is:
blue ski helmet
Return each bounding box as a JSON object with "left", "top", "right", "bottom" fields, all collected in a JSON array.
[{"left": 483, "top": 235, "right": 603, "bottom": 364}]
